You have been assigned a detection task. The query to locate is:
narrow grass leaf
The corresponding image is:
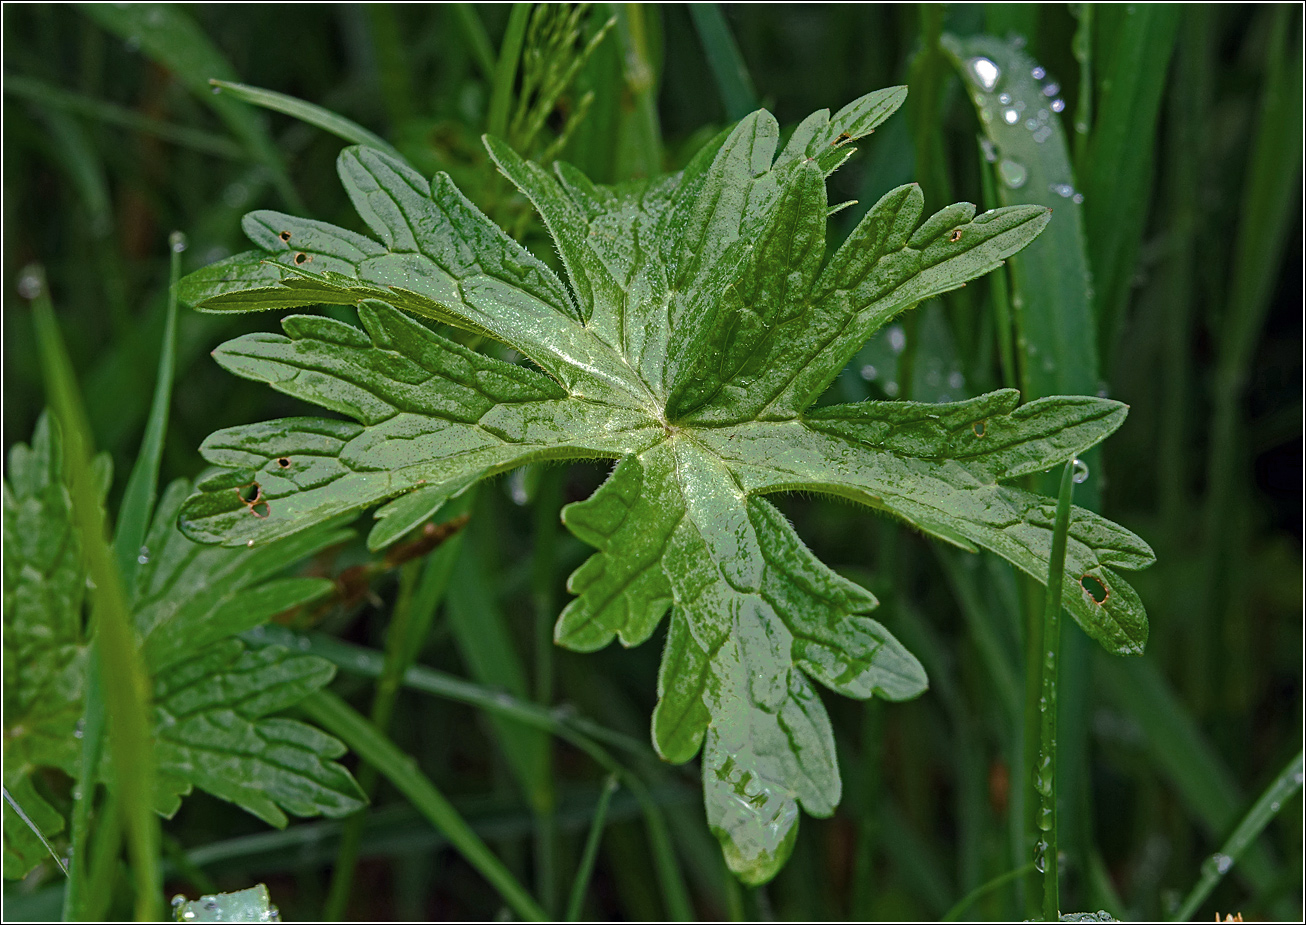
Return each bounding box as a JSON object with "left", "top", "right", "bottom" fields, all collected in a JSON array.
[
  {"left": 690, "top": 5, "right": 759, "bottom": 121},
  {"left": 208, "top": 80, "right": 402, "bottom": 160}
]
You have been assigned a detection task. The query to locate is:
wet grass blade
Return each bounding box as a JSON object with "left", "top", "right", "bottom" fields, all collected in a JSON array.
[
  {"left": 690, "top": 4, "right": 759, "bottom": 121},
  {"left": 112, "top": 232, "right": 183, "bottom": 585},
  {"left": 1080, "top": 5, "right": 1181, "bottom": 355},
  {"left": 208, "top": 80, "right": 402, "bottom": 159},
  {"left": 28, "top": 265, "right": 162, "bottom": 921},
  {"left": 1171, "top": 750, "right": 1304, "bottom": 922},
  {"left": 300, "top": 690, "right": 547, "bottom": 921}
]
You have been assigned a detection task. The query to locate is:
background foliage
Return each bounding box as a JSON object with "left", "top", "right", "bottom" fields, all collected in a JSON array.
[{"left": 3, "top": 3, "right": 1301, "bottom": 921}]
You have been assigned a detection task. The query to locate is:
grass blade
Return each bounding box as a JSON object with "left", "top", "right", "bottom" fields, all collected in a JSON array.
[
  {"left": 689, "top": 4, "right": 759, "bottom": 121},
  {"left": 299, "top": 690, "right": 547, "bottom": 922},
  {"left": 487, "top": 3, "right": 531, "bottom": 138},
  {"left": 208, "top": 80, "right": 402, "bottom": 159},
  {"left": 3, "top": 74, "right": 243, "bottom": 158},
  {"left": 565, "top": 773, "right": 619, "bottom": 921},
  {"left": 112, "top": 231, "right": 183, "bottom": 585},
  {"left": 27, "top": 265, "right": 162, "bottom": 921},
  {"left": 1171, "top": 750, "right": 1304, "bottom": 922},
  {"left": 1081, "top": 4, "right": 1181, "bottom": 355},
  {"left": 452, "top": 3, "right": 497, "bottom": 82}
]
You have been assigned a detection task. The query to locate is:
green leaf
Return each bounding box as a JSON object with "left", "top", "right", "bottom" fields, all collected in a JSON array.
[
  {"left": 153, "top": 641, "right": 362, "bottom": 826},
  {"left": 178, "top": 88, "right": 1154, "bottom": 882},
  {"left": 2, "top": 419, "right": 362, "bottom": 879}
]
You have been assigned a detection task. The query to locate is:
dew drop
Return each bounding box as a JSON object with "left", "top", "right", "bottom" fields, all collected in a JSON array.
[
  {"left": 998, "top": 92, "right": 1013, "bottom": 105},
  {"left": 137, "top": 545, "right": 150, "bottom": 565},
  {"left": 969, "top": 57, "right": 1001, "bottom": 91},
  {"left": 887, "top": 325, "right": 906, "bottom": 353},
  {"left": 74, "top": 719, "right": 85, "bottom": 739},
  {"left": 16, "top": 266, "right": 44, "bottom": 300},
  {"left": 172, "top": 895, "right": 187, "bottom": 910},
  {"left": 1072, "top": 192, "right": 1084, "bottom": 204},
  {"left": 1051, "top": 98, "right": 1066, "bottom": 113},
  {"left": 1051, "top": 182, "right": 1076, "bottom": 198},
  {"left": 1212, "top": 852, "right": 1233, "bottom": 875},
  {"left": 1033, "top": 839, "right": 1048, "bottom": 872},
  {"left": 246, "top": 539, "right": 255, "bottom": 548},
  {"left": 1002, "top": 107, "right": 1020, "bottom": 125},
  {"left": 997, "top": 159, "right": 1028, "bottom": 189},
  {"left": 980, "top": 137, "right": 998, "bottom": 163},
  {"left": 169, "top": 231, "right": 188, "bottom": 253},
  {"left": 1043, "top": 81, "right": 1061, "bottom": 97},
  {"left": 1072, "top": 458, "right": 1090, "bottom": 484},
  {"left": 860, "top": 364, "right": 878, "bottom": 381},
  {"left": 947, "top": 370, "right": 964, "bottom": 389},
  {"left": 1025, "top": 119, "right": 1039, "bottom": 131},
  {"left": 1032, "top": 126, "right": 1054, "bottom": 144},
  {"left": 1031, "top": 66, "right": 1047, "bottom": 80},
  {"left": 883, "top": 381, "right": 900, "bottom": 398}
]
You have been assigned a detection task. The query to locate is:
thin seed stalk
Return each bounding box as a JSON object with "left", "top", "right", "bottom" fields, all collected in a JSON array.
[{"left": 1037, "top": 459, "right": 1078, "bottom": 920}]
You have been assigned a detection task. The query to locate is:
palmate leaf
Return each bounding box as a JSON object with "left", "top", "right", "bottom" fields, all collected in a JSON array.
[
  {"left": 178, "top": 86, "right": 1154, "bottom": 883},
  {"left": 1, "top": 418, "right": 364, "bottom": 879}
]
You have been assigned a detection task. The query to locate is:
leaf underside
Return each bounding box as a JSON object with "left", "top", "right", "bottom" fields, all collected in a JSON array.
[
  {"left": 177, "top": 86, "right": 1154, "bottom": 883},
  {"left": 1, "top": 419, "right": 364, "bottom": 879}
]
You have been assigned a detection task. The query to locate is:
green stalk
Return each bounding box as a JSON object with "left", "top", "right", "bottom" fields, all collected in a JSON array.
[
  {"left": 1171, "top": 750, "right": 1304, "bottom": 922},
  {"left": 487, "top": 4, "right": 531, "bottom": 138},
  {"left": 942, "top": 861, "right": 1037, "bottom": 921},
  {"left": 452, "top": 3, "right": 497, "bottom": 82},
  {"left": 29, "top": 266, "right": 161, "bottom": 921},
  {"left": 63, "top": 653, "right": 106, "bottom": 920},
  {"left": 1037, "top": 459, "right": 1078, "bottom": 920},
  {"left": 689, "top": 4, "right": 759, "bottom": 120},
  {"left": 301, "top": 690, "right": 547, "bottom": 922},
  {"left": 112, "top": 231, "right": 182, "bottom": 585},
  {"left": 565, "top": 774, "right": 619, "bottom": 921}
]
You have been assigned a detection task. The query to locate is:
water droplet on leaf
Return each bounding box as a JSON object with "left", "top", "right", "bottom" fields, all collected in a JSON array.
[
  {"left": 1072, "top": 458, "right": 1090, "bottom": 484},
  {"left": 169, "top": 231, "right": 188, "bottom": 253},
  {"left": 969, "top": 57, "right": 1001, "bottom": 91},
  {"left": 997, "top": 159, "right": 1028, "bottom": 189}
]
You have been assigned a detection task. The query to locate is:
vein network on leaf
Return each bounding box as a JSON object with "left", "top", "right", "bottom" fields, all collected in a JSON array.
[{"left": 175, "top": 85, "right": 1153, "bottom": 884}]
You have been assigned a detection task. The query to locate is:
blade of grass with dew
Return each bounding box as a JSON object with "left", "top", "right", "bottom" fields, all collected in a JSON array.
[
  {"left": 1172, "top": 750, "right": 1304, "bottom": 922},
  {"left": 1037, "top": 459, "right": 1078, "bottom": 921},
  {"left": 28, "top": 266, "right": 161, "bottom": 921},
  {"left": 1070, "top": 4, "right": 1093, "bottom": 170},
  {"left": 1, "top": 786, "right": 68, "bottom": 876},
  {"left": 324, "top": 523, "right": 465, "bottom": 920},
  {"left": 3, "top": 75, "right": 244, "bottom": 158},
  {"left": 689, "top": 4, "right": 759, "bottom": 121},
  {"left": 207, "top": 80, "right": 402, "bottom": 160},
  {"left": 299, "top": 690, "right": 546, "bottom": 922},
  {"left": 944, "top": 34, "right": 1111, "bottom": 917},
  {"left": 112, "top": 231, "right": 184, "bottom": 586},
  {"left": 1080, "top": 4, "right": 1180, "bottom": 357},
  {"left": 78, "top": 3, "right": 302, "bottom": 210},
  {"left": 565, "top": 773, "right": 619, "bottom": 921}
]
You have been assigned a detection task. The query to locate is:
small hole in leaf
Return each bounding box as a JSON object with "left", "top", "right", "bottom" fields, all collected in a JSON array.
[
  {"left": 236, "top": 482, "right": 262, "bottom": 504},
  {"left": 950, "top": 228, "right": 963, "bottom": 242},
  {"left": 1081, "top": 574, "right": 1109, "bottom": 605},
  {"left": 276, "top": 457, "right": 292, "bottom": 469},
  {"left": 250, "top": 501, "right": 271, "bottom": 518},
  {"left": 279, "top": 230, "right": 292, "bottom": 242},
  {"left": 293, "top": 252, "right": 311, "bottom": 265},
  {"left": 973, "top": 419, "right": 987, "bottom": 437},
  {"left": 832, "top": 131, "right": 852, "bottom": 145}
]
